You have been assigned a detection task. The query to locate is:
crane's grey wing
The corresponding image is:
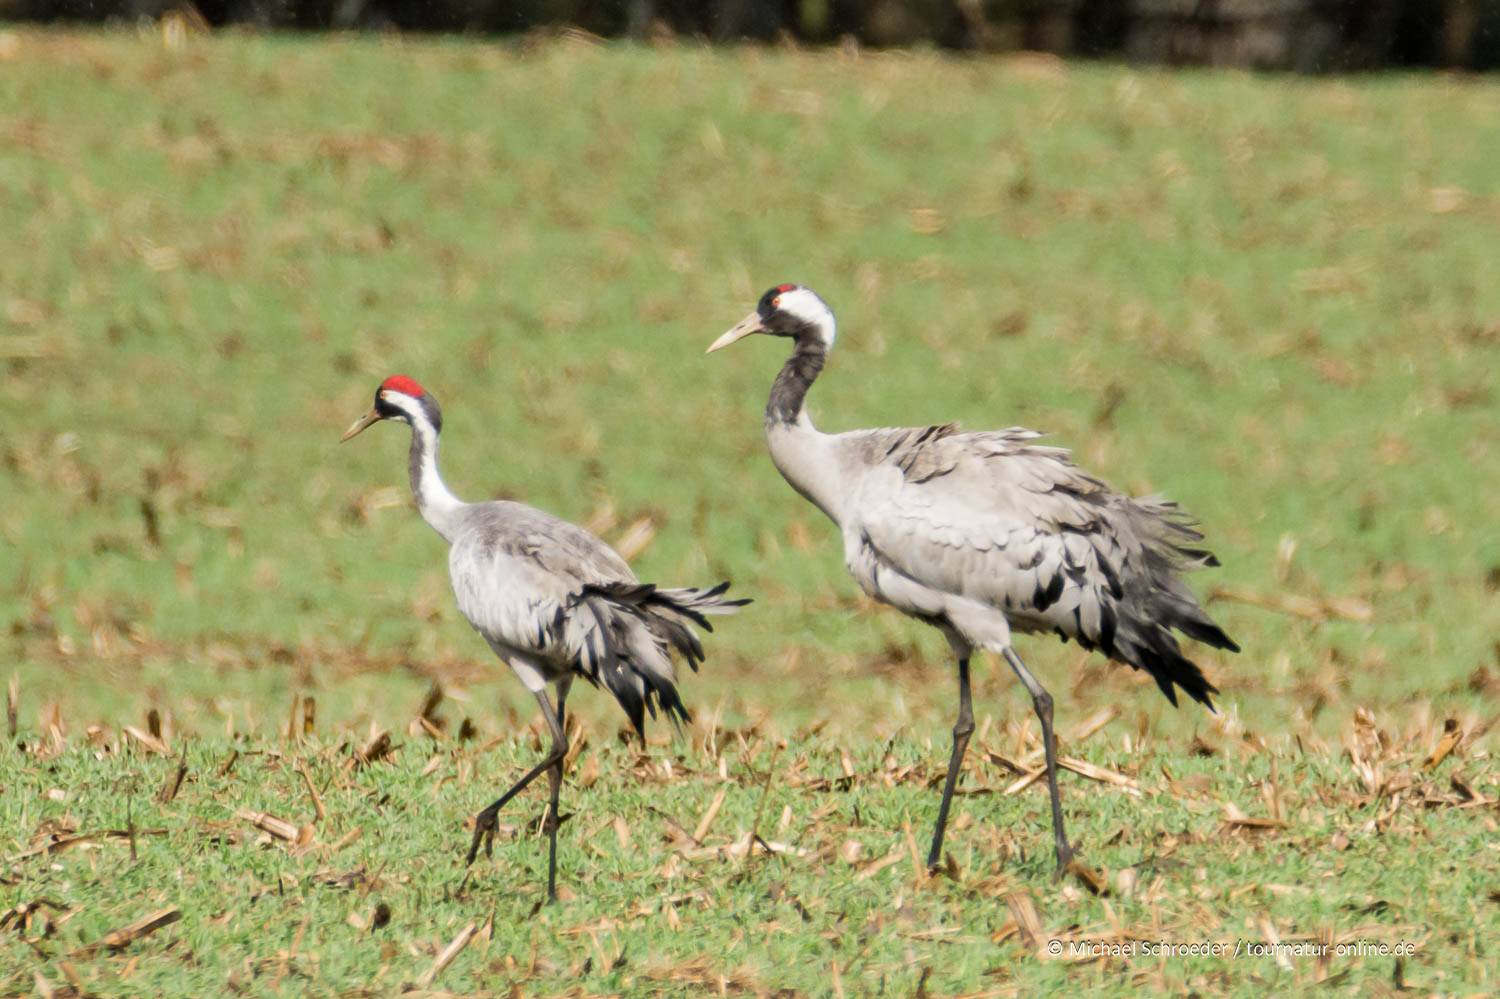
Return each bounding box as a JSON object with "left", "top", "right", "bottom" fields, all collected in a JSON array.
[
  {"left": 846, "top": 428, "right": 1233, "bottom": 706},
  {"left": 445, "top": 502, "right": 638, "bottom": 680},
  {"left": 479, "top": 501, "right": 640, "bottom": 585},
  {"left": 846, "top": 435, "right": 1112, "bottom": 629},
  {"left": 448, "top": 544, "right": 595, "bottom": 680},
  {"left": 447, "top": 501, "right": 744, "bottom": 734},
  {"left": 448, "top": 539, "right": 679, "bottom": 727}
]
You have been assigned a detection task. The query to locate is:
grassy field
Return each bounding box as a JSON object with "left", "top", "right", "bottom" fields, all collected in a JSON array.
[{"left": 2, "top": 25, "right": 1499, "bottom": 997}]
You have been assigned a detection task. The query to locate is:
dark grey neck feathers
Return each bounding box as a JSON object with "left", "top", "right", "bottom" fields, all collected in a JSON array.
[{"left": 766, "top": 335, "right": 827, "bottom": 427}]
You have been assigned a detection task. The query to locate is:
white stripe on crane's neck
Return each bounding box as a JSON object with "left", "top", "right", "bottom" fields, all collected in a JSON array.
[{"left": 384, "top": 390, "right": 466, "bottom": 543}]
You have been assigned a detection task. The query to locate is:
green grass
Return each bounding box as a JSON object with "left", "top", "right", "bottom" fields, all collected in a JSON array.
[
  {"left": 4, "top": 718, "right": 1496, "bottom": 996},
  {"left": 2, "top": 26, "right": 1499, "bottom": 996}
]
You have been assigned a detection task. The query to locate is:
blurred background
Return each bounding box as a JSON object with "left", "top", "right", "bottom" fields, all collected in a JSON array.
[
  {"left": 5, "top": 0, "right": 1500, "bottom": 72},
  {"left": 2, "top": 0, "right": 1497, "bottom": 748}
]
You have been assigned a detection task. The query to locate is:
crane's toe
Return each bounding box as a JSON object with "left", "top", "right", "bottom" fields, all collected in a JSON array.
[
  {"left": 1050, "top": 841, "right": 1078, "bottom": 882},
  {"left": 465, "top": 807, "right": 501, "bottom": 866},
  {"left": 1054, "top": 848, "right": 1109, "bottom": 895}
]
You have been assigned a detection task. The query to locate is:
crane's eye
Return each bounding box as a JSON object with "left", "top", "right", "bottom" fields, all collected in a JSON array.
[{"left": 772, "top": 296, "right": 782, "bottom": 309}]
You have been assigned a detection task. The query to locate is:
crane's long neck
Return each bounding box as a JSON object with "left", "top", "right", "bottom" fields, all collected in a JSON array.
[
  {"left": 765, "top": 335, "right": 846, "bottom": 526},
  {"left": 407, "top": 417, "right": 465, "bottom": 542},
  {"left": 766, "top": 335, "right": 826, "bottom": 429}
]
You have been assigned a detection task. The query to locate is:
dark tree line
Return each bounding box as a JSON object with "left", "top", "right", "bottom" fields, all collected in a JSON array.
[{"left": 4, "top": 0, "right": 1499, "bottom": 70}]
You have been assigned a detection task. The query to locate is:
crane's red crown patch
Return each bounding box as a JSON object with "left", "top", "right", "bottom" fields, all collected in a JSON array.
[
  {"left": 776, "top": 283, "right": 797, "bottom": 293},
  {"left": 381, "top": 374, "right": 426, "bottom": 397}
]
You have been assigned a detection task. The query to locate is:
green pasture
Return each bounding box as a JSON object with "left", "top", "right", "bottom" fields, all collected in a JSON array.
[{"left": 2, "top": 27, "right": 1498, "bottom": 997}]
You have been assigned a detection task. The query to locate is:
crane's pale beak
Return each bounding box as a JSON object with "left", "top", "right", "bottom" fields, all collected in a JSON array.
[
  {"left": 340, "top": 406, "right": 382, "bottom": 442},
  {"left": 707, "top": 311, "right": 765, "bottom": 353}
]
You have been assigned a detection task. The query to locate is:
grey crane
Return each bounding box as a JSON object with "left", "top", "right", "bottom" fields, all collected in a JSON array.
[
  {"left": 342, "top": 374, "right": 747, "bottom": 900},
  {"left": 708, "top": 285, "right": 1238, "bottom": 876}
]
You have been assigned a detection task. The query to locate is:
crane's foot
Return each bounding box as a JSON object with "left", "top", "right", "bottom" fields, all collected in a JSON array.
[
  {"left": 533, "top": 807, "right": 563, "bottom": 837},
  {"left": 464, "top": 805, "right": 501, "bottom": 867},
  {"left": 1050, "top": 841, "right": 1078, "bottom": 883},
  {"left": 927, "top": 851, "right": 962, "bottom": 881},
  {"left": 1054, "top": 844, "right": 1108, "bottom": 894}
]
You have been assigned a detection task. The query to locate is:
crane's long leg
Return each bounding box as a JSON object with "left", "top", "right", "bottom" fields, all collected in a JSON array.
[
  {"left": 1002, "top": 647, "right": 1076, "bottom": 878},
  {"left": 541, "top": 679, "right": 571, "bottom": 900},
  {"left": 465, "top": 685, "right": 570, "bottom": 901},
  {"left": 926, "top": 655, "right": 974, "bottom": 870}
]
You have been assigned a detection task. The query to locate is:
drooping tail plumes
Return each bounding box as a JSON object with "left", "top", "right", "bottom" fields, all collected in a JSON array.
[
  {"left": 568, "top": 581, "right": 749, "bottom": 736},
  {"left": 1112, "top": 621, "right": 1221, "bottom": 709},
  {"left": 1109, "top": 496, "right": 1239, "bottom": 708}
]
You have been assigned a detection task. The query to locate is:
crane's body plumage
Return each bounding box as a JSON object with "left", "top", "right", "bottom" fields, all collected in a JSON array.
[
  {"left": 712, "top": 284, "right": 1237, "bottom": 876},
  {"left": 774, "top": 419, "right": 1228, "bottom": 709},
  {"left": 447, "top": 500, "right": 638, "bottom": 693},
  {"left": 444, "top": 499, "right": 733, "bottom": 731},
  {"left": 343, "top": 375, "right": 744, "bottom": 899}
]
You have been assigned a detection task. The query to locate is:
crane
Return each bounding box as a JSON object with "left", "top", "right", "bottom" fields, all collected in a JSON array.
[
  {"left": 342, "top": 374, "right": 747, "bottom": 900},
  {"left": 708, "top": 285, "right": 1237, "bottom": 876}
]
